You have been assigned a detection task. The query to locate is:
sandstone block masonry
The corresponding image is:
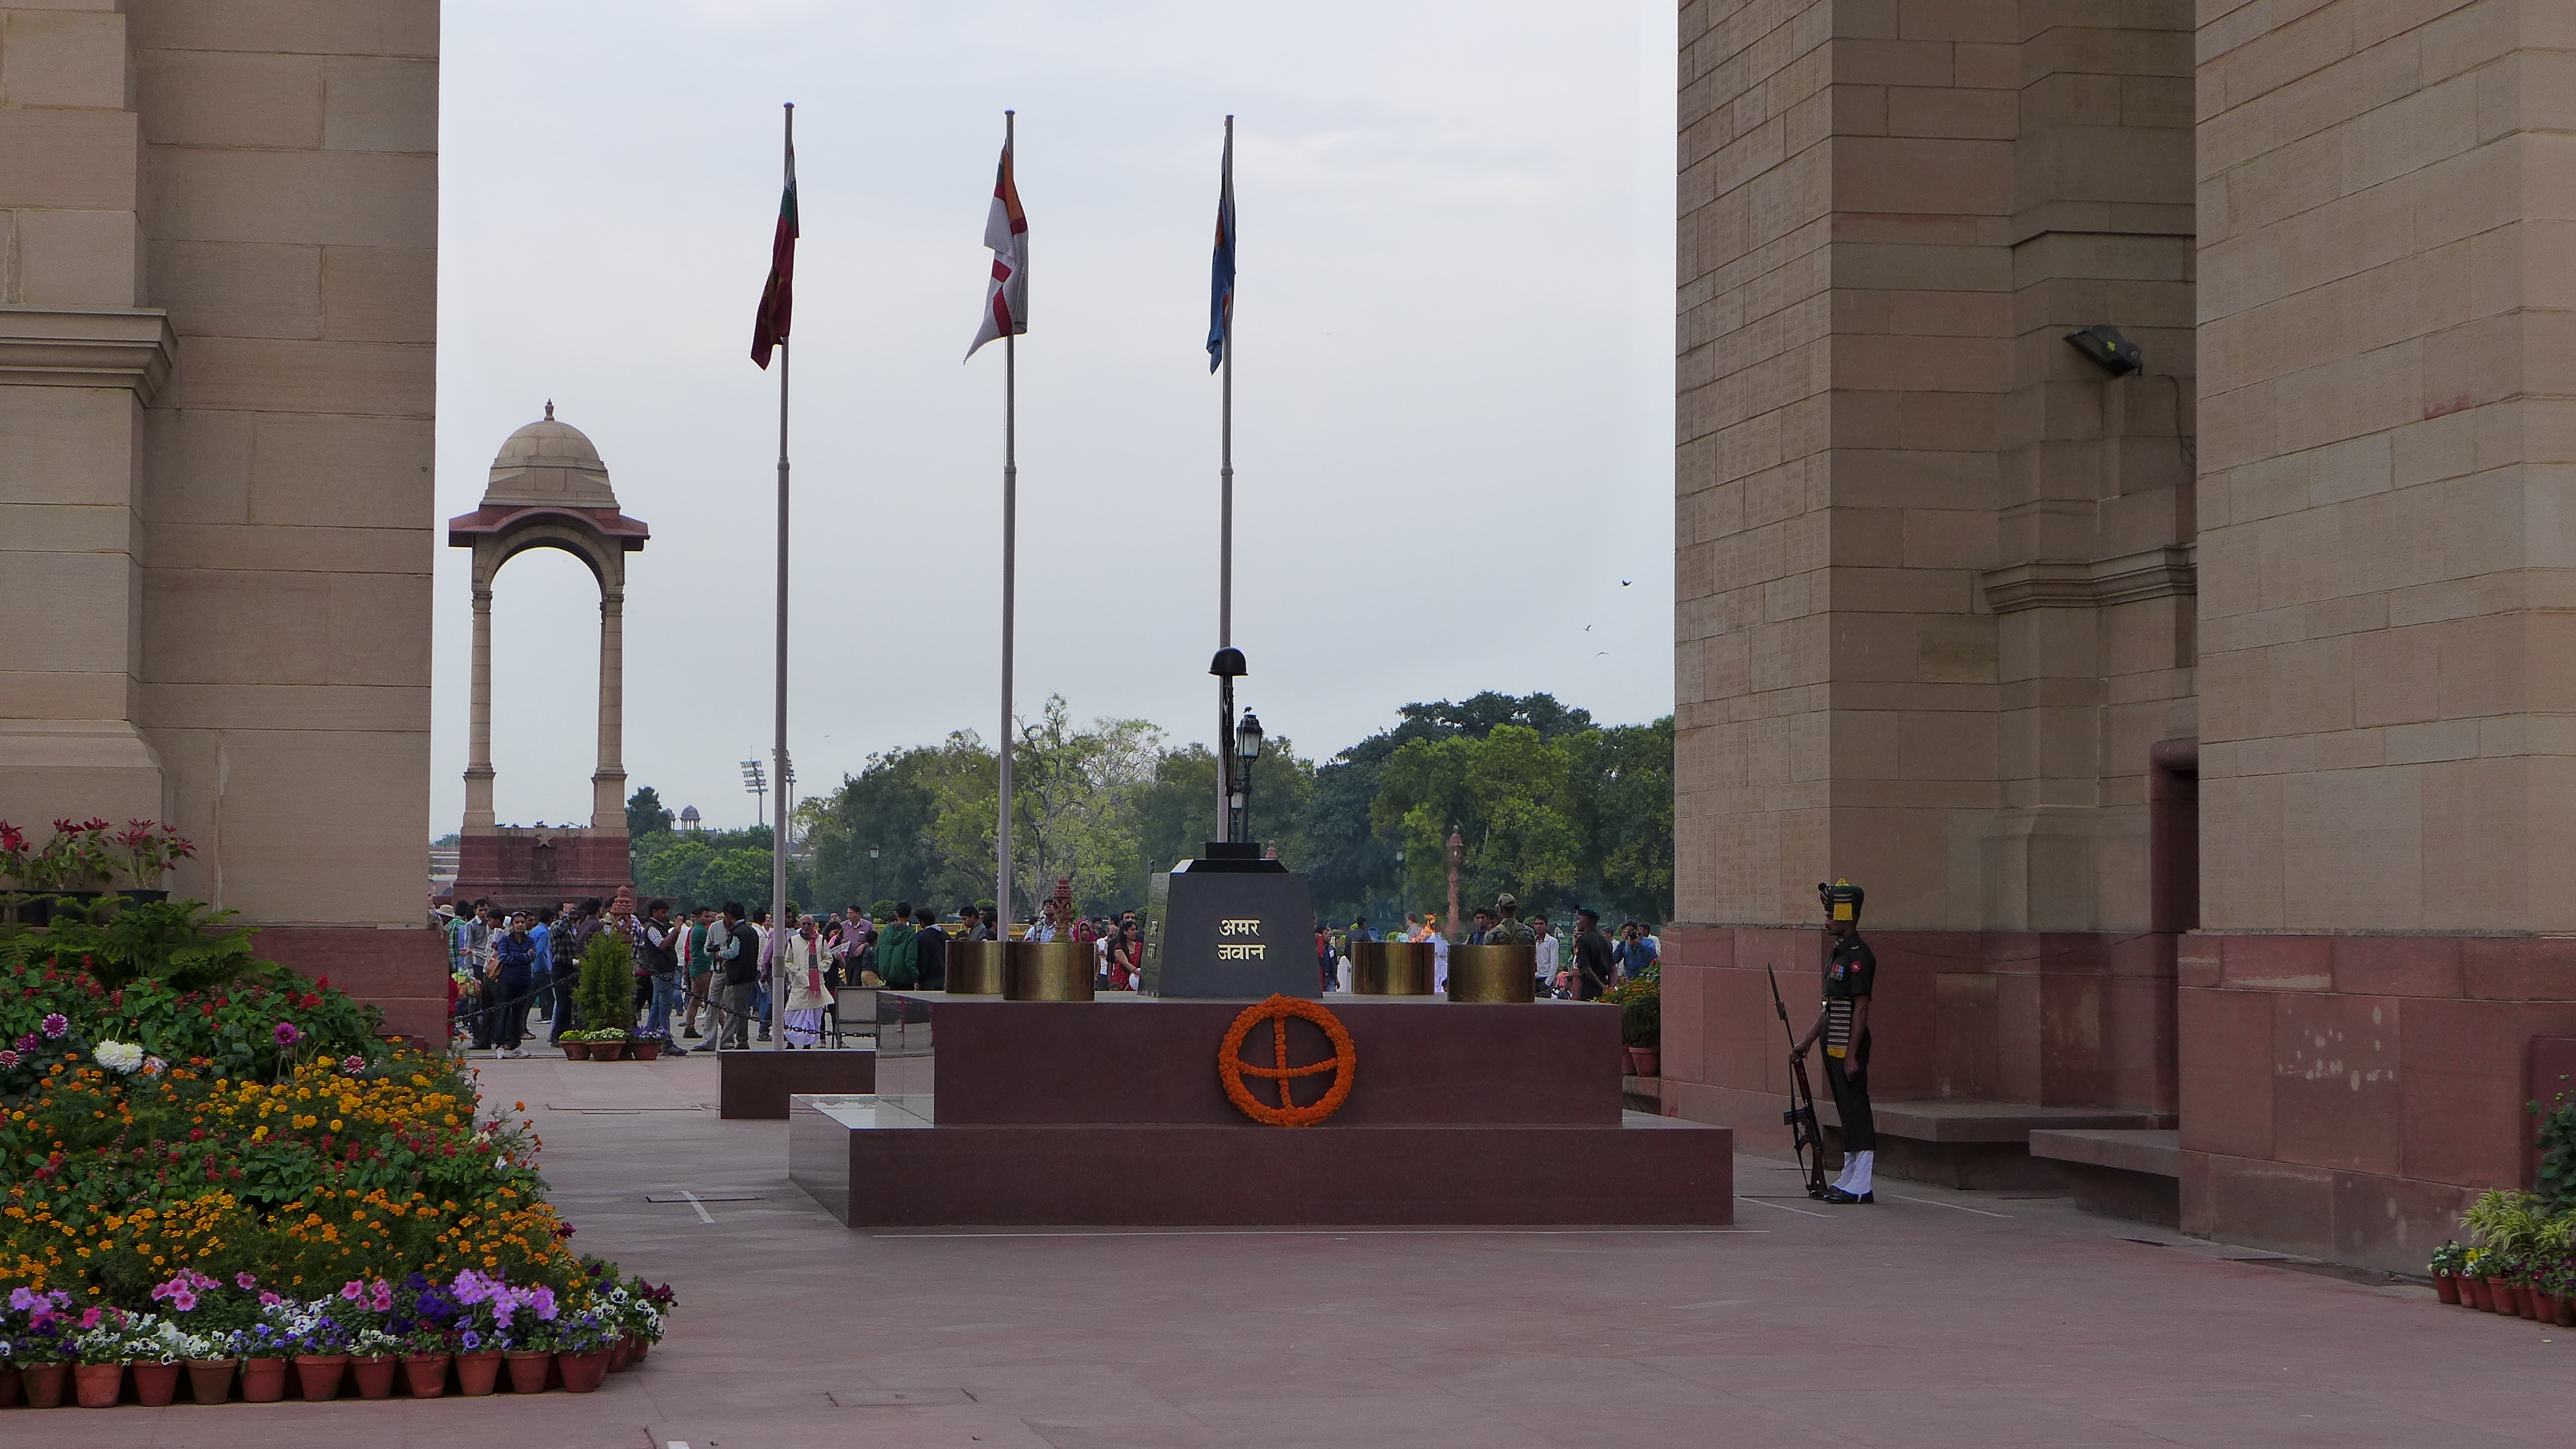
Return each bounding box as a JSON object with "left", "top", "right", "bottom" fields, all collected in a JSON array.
[{"left": 0, "top": 1, "right": 444, "bottom": 1039}]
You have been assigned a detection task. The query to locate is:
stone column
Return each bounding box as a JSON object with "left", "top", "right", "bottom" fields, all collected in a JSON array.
[
  {"left": 463, "top": 575, "right": 495, "bottom": 829},
  {"left": 591, "top": 580, "right": 626, "bottom": 830}
]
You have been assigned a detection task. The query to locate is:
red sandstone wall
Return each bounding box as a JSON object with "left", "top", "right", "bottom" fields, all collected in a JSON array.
[
  {"left": 256, "top": 925, "right": 451, "bottom": 1046},
  {"left": 1665, "top": 923, "right": 2179, "bottom": 1137},
  {"left": 2179, "top": 934, "right": 2576, "bottom": 1272}
]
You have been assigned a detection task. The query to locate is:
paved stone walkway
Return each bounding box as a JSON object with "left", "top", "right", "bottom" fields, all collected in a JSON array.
[{"left": 34, "top": 1050, "right": 2576, "bottom": 1446}]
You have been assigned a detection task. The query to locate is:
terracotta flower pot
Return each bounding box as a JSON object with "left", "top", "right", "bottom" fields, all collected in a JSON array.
[
  {"left": 2433, "top": 1272, "right": 2460, "bottom": 1305},
  {"left": 74, "top": 1361, "right": 124, "bottom": 1408},
  {"left": 588, "top": 1042, "right": 626, "bottom": 1061},
  {"left": 0, "top": 1364, "right": 18, "bottom": 1407},
  {"left": 504, "top": 1349, "right": 551, "bottom": 1394},
  {"left": 132, "top": 1360, "right": 182, "bottom": 1407},
  {"left": 455, "top": 1350, "right": 502, "bottom": 1396},
  {"left": 2558, "top": 1295, "right": 2576, "bottom": 1329},
  {"left": 632, "top": 1041, "right": 663, "bottom": 1061},
  {"left": 351, "top": 1354, "right": 399, "bottom": 1400},
  {"left": 402, "top": 1352, "right": 452, "bottom": 1398},
  {"left": 608, "top": 1337, "right": 631, "bottom": 1372},
  {"left": 2492, "top": 1278, "right": 2521, "bottom": 1315},
  {"left": 291, "top": 1353, "right": 348, "bottom": 1401},
  {"left": 2536, "top": 1291, "right": 2566, "bottom": 1326},
  {"left": 183, "top": 1357, "right": 235, "bottom": 1405},
  {"left": 1631, "top": 1046, "right": 1661, "bottom": 1076},
  {"left": 630, "top": 1335, "right": 649, "bottom": 1363},
  {"left": 239, "top": 1357, "right": 289, "bottom": 1403},
  {"left": 21, "top": 1362, "right": 68, "bottom": 1409},
  {"left": 556, "top": 1348, "right": 611, "bottom": 1394},
  {"left": 562, "top": 1041, "right": 592, "bottom": 1061}
]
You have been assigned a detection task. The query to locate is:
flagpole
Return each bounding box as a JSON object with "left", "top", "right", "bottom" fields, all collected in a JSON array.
[
  {"left": 771, "top": 101, "right": 793, "bottom": 1051},
  {"left": 1215, "top": 114, "right": 1235, "bottom": 844},
  {"left": 997, "top": 109, "right": 1018, "bottom": 934}
]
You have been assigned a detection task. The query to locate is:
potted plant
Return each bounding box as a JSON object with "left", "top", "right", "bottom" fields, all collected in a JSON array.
[
  {"left": 2429, "top": 1240, "right": 2468, "bottom": 1304},
  {"left": 129, "top": 1313, "right": 200, "bottom": 1407},
  {"left": 548, "top": 1307, "right": 617, "bottom": 1393},
  {"left": 629, "top": 1026, "right": 671, "bottom": 1061},
  {"left": 575, "top": 928, "right": 639, "bottom": 1049},
  {"left": 237, "top": 1307, "right": 293, "bottom": 1402},
  {"left": 492, "top": 1282, "right": 562, "bottom": 1393},
  {"left": 9, "top": 1289, "right": 74, "bottom": 1408},
  {"left": 108, "top": 817, "right": 193, "bottom": 900},
  {"left": 282, "top": 1296, "right": 351, "bottom": 1401},
  {"left": 396, "top": 1272, "right": 462, "bottom": 1398},
  {"left": 68, "top": 1305, "right": 134, "bottom": 1408},
  {"left": 1620, "top": 991, "right": 1661, "bottom": 1076},
  {"left": 560, "top": 1028, "right": 594, "bottom": 1061}
]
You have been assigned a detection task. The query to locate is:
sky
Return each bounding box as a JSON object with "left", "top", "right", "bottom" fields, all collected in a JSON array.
[{"left": 432, "top": 0, "right": 1678, "bottom": 836}]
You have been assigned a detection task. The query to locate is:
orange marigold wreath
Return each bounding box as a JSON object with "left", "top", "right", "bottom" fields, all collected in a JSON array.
[{"left": 1218, "top": 994, "right": 1357, "bottom": 1127}]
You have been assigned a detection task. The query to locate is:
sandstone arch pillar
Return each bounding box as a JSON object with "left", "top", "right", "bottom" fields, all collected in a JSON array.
[
  {"left": 465, "top": 581, "right": 497, "bottom": 830},
  {"left": 591, "top": 586, "right": 626, "bottom": 830}
]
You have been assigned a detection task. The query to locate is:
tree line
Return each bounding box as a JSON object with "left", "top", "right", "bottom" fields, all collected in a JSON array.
[{"left": 623, "top": 691, "right": 1672, "bottom": 928}]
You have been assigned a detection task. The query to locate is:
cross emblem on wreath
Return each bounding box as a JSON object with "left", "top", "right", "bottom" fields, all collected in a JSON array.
[{"left": 1217, "top": 995, "right": 1357, "bottom": 1127}]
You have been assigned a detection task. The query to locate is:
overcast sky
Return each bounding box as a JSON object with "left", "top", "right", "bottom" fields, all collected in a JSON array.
[{"left": 432, "top": 0, "right": 1678, "bottom": 835}]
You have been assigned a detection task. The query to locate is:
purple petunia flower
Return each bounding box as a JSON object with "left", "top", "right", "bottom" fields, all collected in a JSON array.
[
  {"left": 258, "top": 1291, "right": 282, "bottom": 1307},
  {"left": 236, "top": 1272, "right": 258, "bottom": 1290},
  {"left": 274, "top": 1021, "right": 302, "bottom": 1046},
  {"left": 171, "top": 1288, "right": 196, "bottom": 1312},
  {"left": 528, "top": 1286, "right": 557, "bottom": 1322},
  {"left": 40, "top": 1013, "right": 68, "bottom": 1039}
]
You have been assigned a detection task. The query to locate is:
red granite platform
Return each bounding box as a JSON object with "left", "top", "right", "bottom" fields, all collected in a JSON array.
[{"left": 789, "top": 995, "right": 1733, "bottom": 1226}]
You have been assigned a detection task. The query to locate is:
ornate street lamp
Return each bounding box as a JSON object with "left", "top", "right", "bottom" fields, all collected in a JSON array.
[{"left": 1232, "top": 709, "right": 1265, "bottom": 845}]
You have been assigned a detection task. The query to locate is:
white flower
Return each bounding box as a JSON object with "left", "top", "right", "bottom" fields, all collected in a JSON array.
[{"left": 93, "top": 1041, "right": 145, "bottom": 1074}]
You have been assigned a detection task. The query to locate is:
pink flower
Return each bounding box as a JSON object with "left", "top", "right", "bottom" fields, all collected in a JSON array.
[
  {"left": 235, "top": 1272, "right": 258, "bottom": 1290},
  {"left": 0, "top": 1051, "right": 17, "bottom": 1069},
  {"left": 78, "top": 1306, "right": 101, "bottom": 1329},
  {"left": 40, "top": 1013, "right": 68, "bottom": 1039},
  {"left": 170, "top": 1287, "right": 197, "bottom": 1312},
  {"left": 273, "top": 1021, "right": 302, "bottom": 1046},
  {"left": 342, "top": 1054, "right": 367, "bottom": 1074},
  {"left": 340, "top": 1279, "right": 365, "bottom": 1301},
  {"left": 258, "top": 1291, "right": 282, "bottom": 1307}
]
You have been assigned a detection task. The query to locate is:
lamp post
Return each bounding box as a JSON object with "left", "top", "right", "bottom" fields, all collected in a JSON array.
[
  {"left": 1208, "top": 647, "right": 1246, "bottom": 842},
  {"left": 868, "top": 843, "right": 880, "bottom": 904},
  {"left": 1231, "top": 709, "right": 1265, "bottom": 845},
  {"left": 1445, "top": 825, "right": 1463, "bottom": 943},
  {"left": 741, "top": 758, "right": 767, "bottom": 828}
]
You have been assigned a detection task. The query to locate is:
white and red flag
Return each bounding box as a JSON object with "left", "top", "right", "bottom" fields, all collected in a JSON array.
[{"left": 966, "top": 135, "right": 1027, "bottom": 360}]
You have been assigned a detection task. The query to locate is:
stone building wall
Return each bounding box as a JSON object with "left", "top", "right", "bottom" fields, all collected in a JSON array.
[
  {"left": 0, "top": 0, "right": 444, "bottom": 1039},
  {"left": 1673, "top": 0, "right": 2576, "bottom": 1270},
  {"left": 1668, "top": 0, "right": 2198, "bottom": 1139},
  {"left": 2182, "top": 0, "right": 2576, "bottom": 1265}
]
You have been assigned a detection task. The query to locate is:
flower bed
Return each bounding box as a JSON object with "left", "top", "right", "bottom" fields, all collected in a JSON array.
[{"left": 0, "top": 897, "right": 676, "bottom": 1407}]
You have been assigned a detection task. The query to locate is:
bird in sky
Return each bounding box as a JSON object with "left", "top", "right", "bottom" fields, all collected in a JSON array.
[{"left": 1620, "top": 580, "right": 1632, "bottom": 587}]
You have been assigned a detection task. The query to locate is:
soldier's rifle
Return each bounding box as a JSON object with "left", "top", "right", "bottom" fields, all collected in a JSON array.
[{"left": 1768, "top": 963, "right": 1829, "bottom": 1200}]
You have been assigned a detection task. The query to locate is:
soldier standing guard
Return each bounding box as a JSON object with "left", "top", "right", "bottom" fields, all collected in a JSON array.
[{"left": 1790, "top": 879, "right": 1877, "bottom": 1204}]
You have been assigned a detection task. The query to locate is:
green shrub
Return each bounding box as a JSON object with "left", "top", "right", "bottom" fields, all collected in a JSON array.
[
  {"left": 573, "top": 926, "right": 634, "bottom": 1036},
  {"left": 1620, "top": 992, "right": 1661, "bottom": 1048}
]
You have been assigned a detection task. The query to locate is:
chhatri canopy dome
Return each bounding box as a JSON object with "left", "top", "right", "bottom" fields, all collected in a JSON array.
[{"left": 445, "top": 403, "right": 649, "bottom": 560}]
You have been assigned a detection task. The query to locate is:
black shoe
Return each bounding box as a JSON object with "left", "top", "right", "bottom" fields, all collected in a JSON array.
[{"left": 1822, "top": 1187, "right": 1874, "bottom": 1204}]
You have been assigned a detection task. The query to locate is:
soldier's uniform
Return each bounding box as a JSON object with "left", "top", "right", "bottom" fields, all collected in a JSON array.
[
  {"left": 1487, "top": 893, "right": 1537, "bottom": 946},
  {"left": 1819, "top": 880, "right": 1877, "bottom": 1204}
]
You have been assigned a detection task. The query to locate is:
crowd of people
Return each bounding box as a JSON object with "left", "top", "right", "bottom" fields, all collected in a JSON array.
[
  {"left": 1322, "top": 896, "right": 1658, "bottom": 997},
  {"left": 437, "top": 891, "right": 1659, "bottom": 1053}
]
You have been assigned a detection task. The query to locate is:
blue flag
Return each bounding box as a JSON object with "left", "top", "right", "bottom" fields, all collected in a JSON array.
[{"left": 1207, "top": 121, "right": 1234, "bottom": 373}]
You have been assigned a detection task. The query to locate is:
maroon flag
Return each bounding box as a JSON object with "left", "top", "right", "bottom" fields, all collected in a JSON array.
[{"left": 751, "top": 132, "right": 798, "bottom": 368}]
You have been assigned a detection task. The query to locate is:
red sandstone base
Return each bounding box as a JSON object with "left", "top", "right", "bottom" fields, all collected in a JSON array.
[
  {"left": 257, "top": 924, "right": 452, "bottom": 1045},
  {"left": 717, "top": 1049, "right": 877, "bottom": 1119},
  {"left": 787, "top": 995, "right": 1732, "bottom": 1226},
  {"left": 795, "top": 1114, "right": 1733, "bottom": 1226}
]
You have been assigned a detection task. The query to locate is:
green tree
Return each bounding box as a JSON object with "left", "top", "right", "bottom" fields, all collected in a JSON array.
[{"left": 625, "top": 786, "right": 674, "bottom": 839}]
